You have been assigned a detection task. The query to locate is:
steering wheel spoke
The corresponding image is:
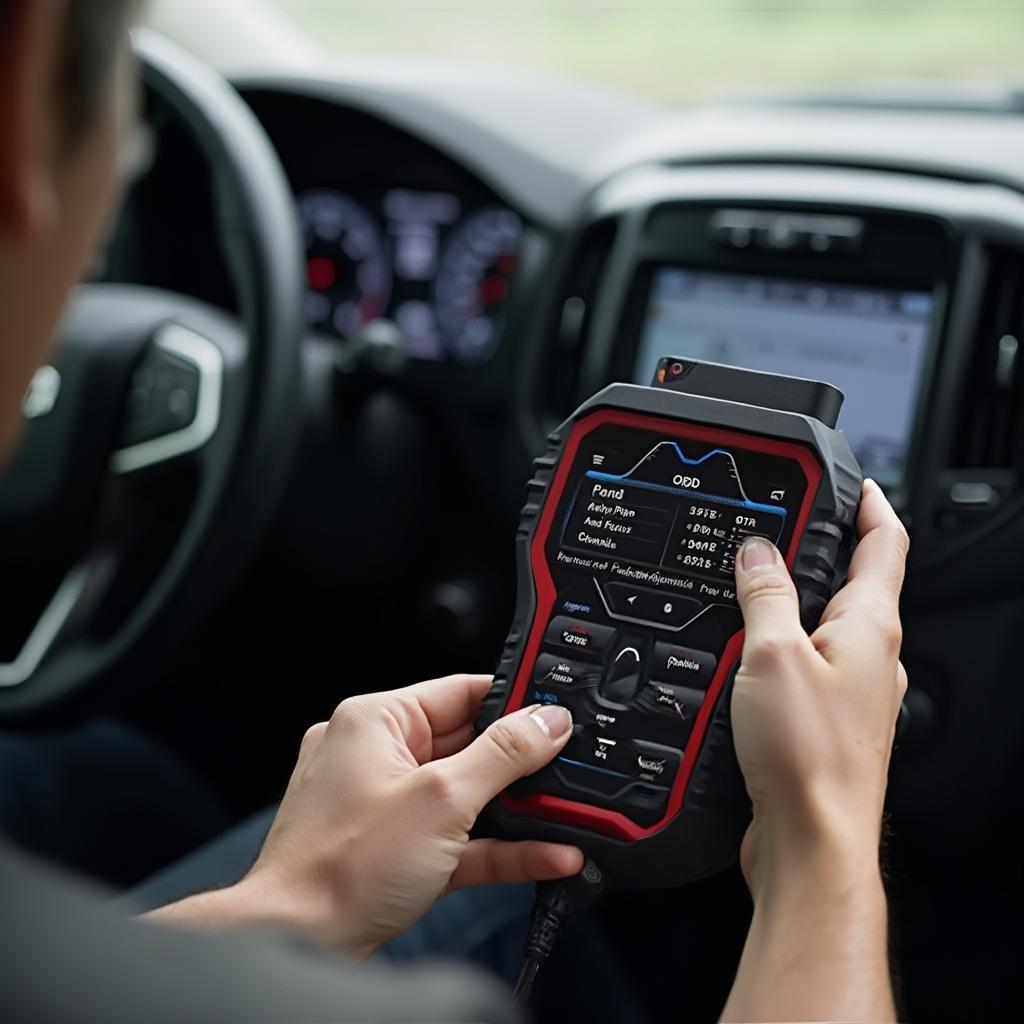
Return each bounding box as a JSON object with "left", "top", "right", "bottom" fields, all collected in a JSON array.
[{"left": 0, "top": 556, "right": 118, "bottom": 690}]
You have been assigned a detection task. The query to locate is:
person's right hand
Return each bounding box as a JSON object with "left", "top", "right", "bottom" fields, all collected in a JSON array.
[
  {"left": 730, "top": 479, "right": 909, "bottom": 892},
  {"left": 146, "top": 677, "right": 580, "bottom": 957},
  {"left": 238, "top": 676, "right": 579, "bottom": 958}
]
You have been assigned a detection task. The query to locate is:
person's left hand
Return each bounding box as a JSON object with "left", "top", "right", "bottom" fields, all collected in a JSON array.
[{"left": 232, "top": 674, "right": 581, "bottom": 958}]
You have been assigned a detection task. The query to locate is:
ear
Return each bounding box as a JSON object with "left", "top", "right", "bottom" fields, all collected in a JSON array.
[{"left": 0, "top": 0, "right": 66, "bottom": 240}]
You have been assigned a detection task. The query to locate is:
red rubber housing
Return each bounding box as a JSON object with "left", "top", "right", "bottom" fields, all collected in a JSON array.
[{"left": 499, "top": 407, "right": 823, "bottom": 840}]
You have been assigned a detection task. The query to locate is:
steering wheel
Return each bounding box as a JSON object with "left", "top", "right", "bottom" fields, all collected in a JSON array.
[{"left": 0, "top": 31, "right": 304, "bottom": 717}]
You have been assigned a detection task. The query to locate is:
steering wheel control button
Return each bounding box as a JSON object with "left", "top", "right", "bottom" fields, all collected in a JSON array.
[
  {"left": 544, "top": 616, "right": 615, "bottom": 660},
  {"left": 111, "top": 325, "right": 224, "bottom": 474},
  {"left": 533, "top": 654, "right": 594, "bottom": 689},
  {"left": 601, "top": 581, "right": 701, "bottom": 631},
  {"left": 652, "top": 642, "right": 717, "bottom": 689},
  {"left": 120, "top": 348, "right": 201, "bottom": 447}
]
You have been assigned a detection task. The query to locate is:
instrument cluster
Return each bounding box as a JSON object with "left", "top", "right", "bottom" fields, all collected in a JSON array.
[{"left": 297, "top": 186, "right": 522, "bottom": 365}]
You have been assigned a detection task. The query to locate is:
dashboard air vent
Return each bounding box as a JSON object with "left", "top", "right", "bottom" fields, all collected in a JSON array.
[
  {"left": 941, "top": 248, "right": 1024, "bottom": 531},
  {"left": 541, "top": 218, "right": 618, "bottom": 421},
  {"left": 955, "top": 249, "right": 1024, "bottom": 470}
]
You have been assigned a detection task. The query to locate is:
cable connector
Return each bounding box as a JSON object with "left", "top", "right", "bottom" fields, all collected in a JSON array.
[{"left": 512, "top": 856, "right": 607, "bottom": 1004}]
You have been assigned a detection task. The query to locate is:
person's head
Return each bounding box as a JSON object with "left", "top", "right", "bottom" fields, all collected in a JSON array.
[{"left": 0, "top": 0, "right": 137, "bottom": 464}]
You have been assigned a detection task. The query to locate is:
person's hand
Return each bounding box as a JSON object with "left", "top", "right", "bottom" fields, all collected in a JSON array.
[
  {"left": 234, "top": 675, "right": 580, "bottom": 958},
  {"left": 721, "top": 479, "right": 907, "bottom": 1023},
  {"left": 731, "top": 479, "right": 909, "bottom": 893}
]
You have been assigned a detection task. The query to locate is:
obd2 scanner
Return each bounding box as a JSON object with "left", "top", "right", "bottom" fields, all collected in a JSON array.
[{"left": 478, "top": 358, "right": 862, "bottom": 941}]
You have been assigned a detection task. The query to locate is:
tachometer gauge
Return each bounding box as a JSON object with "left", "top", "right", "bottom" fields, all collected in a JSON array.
[
  {"left": 434, "top": 206, "right": 522, "bottom": 364},
  {"left": 296, "top": 189, "right": 392, "bottom": 337}
]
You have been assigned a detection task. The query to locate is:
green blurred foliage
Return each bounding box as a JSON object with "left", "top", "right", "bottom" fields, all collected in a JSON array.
[{"left": 276, "top": 0, "right": 1023, "bottom": 102}]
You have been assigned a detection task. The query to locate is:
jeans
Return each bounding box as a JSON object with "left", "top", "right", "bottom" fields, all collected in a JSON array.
[{"left": 127, "top": 804, "right": 534, "bottom": 985}]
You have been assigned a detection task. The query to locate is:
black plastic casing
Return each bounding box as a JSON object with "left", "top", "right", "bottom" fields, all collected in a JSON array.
[
  {"left": 654, "top": 356, "right": 844, "bottom": 429},
  {"left": 478, "top": 370, "right": 862, "bottom": 889}
]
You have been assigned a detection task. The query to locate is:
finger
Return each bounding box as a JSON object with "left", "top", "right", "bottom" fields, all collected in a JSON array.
[
  {"left": 447, "top": 838, "right": 584, "bottom": 892},
  {"left": 733, "top": 536, "right": 811, "bottom": 673},
  {"left": 297, "top": 721, "right": 327, "bottom": 762},
  {"left": 819, "top": 480, "right": 909, "bottom": 628},
  {"left": 887, "top": 662, "right": 910, "bottom": 753},
  {"left": 430, "top": 723, "right": 477, "bottom": 760},
  {"left": 351, "top": 675, "right": 493, "bottom": 766},
  {"left": 434, "top": 703, "right": 573, "bottom": 815},
  {"left": 813, "top": 482, "right": 909, "bottom": 663},
  {"left": 401, "top": 674, "right": 493, "bottom": 736}
]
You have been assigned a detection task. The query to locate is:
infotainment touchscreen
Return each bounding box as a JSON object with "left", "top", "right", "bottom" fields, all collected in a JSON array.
[{"left": 633, "top": 268, "right": 934, "bottom": 490}]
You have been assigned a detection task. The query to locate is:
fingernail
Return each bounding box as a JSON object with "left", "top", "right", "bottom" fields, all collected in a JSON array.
[
  {"left": 739, "top": 536, "right": 778, "bottom": 570},
  {"left": 530, "top": 704, "right": 572, "bottom": 738}
]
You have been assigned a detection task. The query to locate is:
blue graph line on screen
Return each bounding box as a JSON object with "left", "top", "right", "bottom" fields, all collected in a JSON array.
[{"left": 585, "top": 441, "right": 786, "bottom": 518}]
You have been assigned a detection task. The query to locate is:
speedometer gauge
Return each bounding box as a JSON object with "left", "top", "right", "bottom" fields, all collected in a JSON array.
[
  {"left": 434, "top": 207, "right": 522, "bottom": 364},
  {"left": 297, "top": 189, "right": 391, "bottom": 337}
]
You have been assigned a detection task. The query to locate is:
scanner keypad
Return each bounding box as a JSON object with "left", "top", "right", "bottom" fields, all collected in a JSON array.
[{"left": 508, "top": 580, "right": 742, "bottom": 826}]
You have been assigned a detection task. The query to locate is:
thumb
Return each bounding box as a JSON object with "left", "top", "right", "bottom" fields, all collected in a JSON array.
[
  {"left": 734, "top": 536, "right": 805, "bottom": 672},
  {"left": 437, "top": 703, "right": 573, "bottom": 815}
]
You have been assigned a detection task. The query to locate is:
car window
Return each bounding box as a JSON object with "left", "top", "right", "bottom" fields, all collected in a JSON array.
[{"left": 274, "top": 0, "right": 1022, "bottom": 102}]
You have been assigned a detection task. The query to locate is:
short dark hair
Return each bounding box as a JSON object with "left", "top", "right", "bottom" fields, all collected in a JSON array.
[{"left": 0, "top": 0, "right": 134, "bottom": 147}]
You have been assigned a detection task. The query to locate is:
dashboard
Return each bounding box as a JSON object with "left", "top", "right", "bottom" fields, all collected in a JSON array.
[
  {"left": 111, "top": 71, "right": 1024, "bottom": 612},
  {"left": 113, "top": 73, "right": 1024, "bottom": 579}
]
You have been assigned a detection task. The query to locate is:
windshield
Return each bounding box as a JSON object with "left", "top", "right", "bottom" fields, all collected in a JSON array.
[{"left": 273, "top": 0, "right": 1022, "bottom": 104}]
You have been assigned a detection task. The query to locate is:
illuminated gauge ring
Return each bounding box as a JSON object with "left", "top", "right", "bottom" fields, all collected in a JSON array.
[
  {"left": 434, "top": 206, "right": 522, "bottom": 364},
  {"left": 296, "top": 189, "right": 392, "bottom": 337}
]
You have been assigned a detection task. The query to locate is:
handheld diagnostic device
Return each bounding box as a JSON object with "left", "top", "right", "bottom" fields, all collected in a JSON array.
[{"left": 478, "top": 357, "right": 862, "bottom": 888}]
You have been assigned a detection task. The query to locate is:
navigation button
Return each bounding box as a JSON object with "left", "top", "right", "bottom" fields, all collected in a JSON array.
[
  {"left": 602, "top": 582, "right": 701, "bottom": 631},
  {"left": 533, "top": 655, "right": 596, "bottom": 689},
  {"left": 601, "top": 639, "right": 645, "bottom": 703},
  {"left": 652, "top": 642, "right": 717, "bottom": 689},
  {"left": 544, "top": 617, "right": 616, "bottom": 660},
  {"left": 559, "top": 728, "right": 636, "bottom": 777}
]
